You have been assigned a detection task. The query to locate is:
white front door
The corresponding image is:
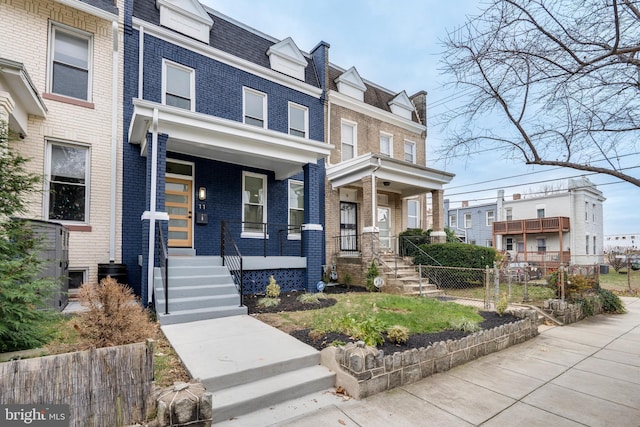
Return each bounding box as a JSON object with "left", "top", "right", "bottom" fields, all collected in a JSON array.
[{"left": 378, "top": 207, "right": 391, "bottom": 249}]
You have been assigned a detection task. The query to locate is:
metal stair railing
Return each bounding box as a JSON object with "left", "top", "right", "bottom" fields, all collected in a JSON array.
[
  {"left": 155, "top": 223, "right": 170, "bottom": 315},
  {"left": 221, "top": 220, "right": 244, "bottom": 307}
]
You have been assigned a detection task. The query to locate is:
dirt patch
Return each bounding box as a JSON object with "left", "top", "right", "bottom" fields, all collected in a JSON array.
[{"left": 246, "top": 288, "right": 521, "bottom": 354}]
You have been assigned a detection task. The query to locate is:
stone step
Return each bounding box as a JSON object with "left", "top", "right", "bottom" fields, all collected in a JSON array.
[
  {"left": 156, "top": 293, "right": 240, "bottom": 312},
  {"left": 211, "top": 366, "right": 335, "bottom": 424},
  {"left": 155, "top": 283, "right": 237, "bottom": 298},
  {"left": 156, "top": 305, "right": 247, "bottom": 325},
  {"left": 168, "top": 255, "right": 223, "bottom": 267}
]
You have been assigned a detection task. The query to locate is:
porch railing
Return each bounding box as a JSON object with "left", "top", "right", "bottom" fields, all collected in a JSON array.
[
  {"left": 221, "top": 220, "right": 244, "bottom": 306},
  {"left": 222, "top": 220, "right": 303, "bottom": 257},
  {"left": 155, "top": 223, "right": 169, "bottom": 315}
]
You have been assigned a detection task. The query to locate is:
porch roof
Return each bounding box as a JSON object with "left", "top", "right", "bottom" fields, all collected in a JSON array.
[
  {"left": 128, "top": 99, "right": 332, "bottom": 180},
  {"left": 0, "top": 58, "right": 47, "bottom": 135},
  {"left": 326, "top": 153, "right": 454, "bottom": 197}
]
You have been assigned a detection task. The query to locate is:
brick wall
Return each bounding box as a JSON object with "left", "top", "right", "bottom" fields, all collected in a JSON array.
[{"left": 2, "top": 0, "right": 124, "bottom": 287}]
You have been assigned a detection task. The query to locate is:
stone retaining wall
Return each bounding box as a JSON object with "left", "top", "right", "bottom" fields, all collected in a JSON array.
[
  {"left": 321, "top": 309, "right": 538, "bottom": 399},
  {"left": 543, "top": 297, "right": 603, "bottom": 324}
]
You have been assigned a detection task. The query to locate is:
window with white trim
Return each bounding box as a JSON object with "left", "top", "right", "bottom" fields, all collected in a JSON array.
[
  {"left": 244, "top": 88, "right": 267, "bottom": 128},
  {"left": 486, "top": 240, "right": 493, "bottom": 247},
  {"left": 341, "top": 121, "right": 356, "bottom": 161},
  {"left": 537, "top": 208, "right": 545, "bottom": 218},
  {"left": 537, "top": 238, "right": 547, "bottom": 253},
  {"left": 163, "top": 60, "right": 194, "bottom": 110},
  {"left": 506, "top": 208, "right": 513, "bottom": 221},
  {"left": 242, "top": 172, "right": 267, "bottom": 234},
  {"left": 593, "top": 236, "right": 596, "bottom": 255},
  {"left": 586, "top": 235, "right": 589, "bottom": 254},
  {"left": 404, "top": 140, "right": 416, "bottom": 163},
  {"left": 486, "top": 210, "right": 495, "bottom": 226},
  {"left": 407, "top": 199, "right": 419, "bottom": 229},
  {"left": 288, "top": 102, "right": 308, "bottom": 138},
  {"left": 67, "top": 269, "right": 87, "bottom": 291},
  {"left": 48, "top": 23, "right": 92, "bottom": 101},
  {"left": 380, "top": 133, "right": 392, "bottom": 157},
  {"left": 464, "top": 213, "right": 472, "bottom": 228},
  {"left": 46, "top": 141, "right": 90, "bottom": 222},
  {"left": 288, "top": 180, "right": 304, "bottom": 237},
  {"left": 449, "top": 213, "right": 457, "bottom": 228},
  {"left": 506, "top": 237, "right": 514, "bottom": 251},
  {"left": 592, "top": 203, "right": 596, "bottom": 222}
]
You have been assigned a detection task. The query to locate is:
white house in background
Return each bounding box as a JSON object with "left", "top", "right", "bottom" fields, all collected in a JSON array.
[
  {"left": 604, "top": 233, "right": 640, "bottom": 253},
  {"left": 492, "top": 177, "right": 606, "bottom": 266}
]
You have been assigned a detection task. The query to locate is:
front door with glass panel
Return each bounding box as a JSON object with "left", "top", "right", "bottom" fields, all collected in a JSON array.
[
  {"left": 166, "top": 177, "right": 192, "bottom": 247},
  {"left": 378, "top": 207, "right": 391, "bottom": 250}
]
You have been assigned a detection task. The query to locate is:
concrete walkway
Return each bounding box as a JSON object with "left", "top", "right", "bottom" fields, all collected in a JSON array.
[{"left": 220, "top": 297, "right": 640, "bottom": 426}]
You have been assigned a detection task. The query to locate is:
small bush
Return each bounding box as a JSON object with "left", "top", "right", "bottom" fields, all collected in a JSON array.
[
  {"left": 386, "top": 325, "right": 409, "bottom": 344},
  {"left": 257, "top": 297, "right": 280, "bottom": 308},
  {"left": 265, "top": 275, "right": 281, "bottom": 298},
  {"left": 599, "top": 288, "right": 626, "bottom": 313},
  {"left": 365, "top": 260, "right": 380, "bottom": 292},
  {"left": 414, "top": 243, "right": 497, "bottom": 269},
  {"left": 74, "top": 277, "right": 156, "bottom": 349},
  {"left": 448, "top": 318, "right": 481, "bottom": 333},
  {"left": 298, "top": 293, "right": 321, "bottom": 305},
  {"left": 496, "top": 292, "right": 509, "bottom": 316},
  {"left": 344, "top": 273, "right": 352, "bottom": 288},
  {"left": 334, "top": 314, "right": 386, "bottom": 346}
]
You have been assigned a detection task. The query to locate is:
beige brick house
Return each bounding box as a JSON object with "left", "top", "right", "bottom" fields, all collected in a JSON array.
[
  {"left": 0, "top": 0, "right": 123, "bottom": 294},
  {"left": 321, "top": 61, "right": 454, "bottom": 282}
]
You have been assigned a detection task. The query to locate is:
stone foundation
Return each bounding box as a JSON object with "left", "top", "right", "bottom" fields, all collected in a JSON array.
[{"left": 321, "top": 309, "right": 538, "bottom": 399}]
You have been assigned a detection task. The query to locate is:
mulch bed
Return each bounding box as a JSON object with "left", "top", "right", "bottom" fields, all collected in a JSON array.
[{"left": 245, "top": 285, "right": 520, "bottom": 353}]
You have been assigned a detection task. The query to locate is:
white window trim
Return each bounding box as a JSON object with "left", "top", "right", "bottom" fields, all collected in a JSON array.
[
  {"left": 464, "top": 213, "right": 472, "bottom": 229},
  {"left": 449, "top": 214, "right": 457, "bottom": 229},
  {"left": 404, "top": 140, "right": 416, "bottom": 164},
  {"left": 406, "top": 198, "right": 419, "bottom": 229},
  {"left": 43, "top": 139, "right": 91, "bottom": 224},
  {"left": 288, "top": 179, "right": 304, "bottom": 240},
  {"left": 47, "top": 21, "right": 93, "bottom": 101},
  {"left": 486, "top": 210, "right": 495, "bottom": 226},
  {"left": 162, "top": 59, "right": 195, "bottom": 111},
  {"left": 243, "top": 87, "right": 268, "bottom": 128},
  {"left": 288, "top": 102, "right": 308, "bottom": 138},
  {"left": 241, "top": 171, "right": 268, "bottom": 238},
  {"left": 380, "top": 132, "right": 393, "bottom": 157},
  {"left": 341, "top": 119, "right": 357, "bottom": 162}
]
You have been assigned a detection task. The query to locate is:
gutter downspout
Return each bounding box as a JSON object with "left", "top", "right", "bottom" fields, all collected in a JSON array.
[
  {"left": 109, "top": 19, "right": 119, "bottom": 262},
  {"left": 138, "top": 26, "right": 144, "bottom": 99}
]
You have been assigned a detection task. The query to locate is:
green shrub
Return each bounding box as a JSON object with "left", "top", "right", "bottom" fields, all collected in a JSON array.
[
  {"left": 298, "top": 293, "right": 321, "bottom": 305},
  {"left": 257, "top": 297, "right": 280, "bottom": 308},
  {"left": 496, "top": 292, "right": 509, "bottom": 316},
  {"left": 365, "top": 260, "right": 380, "bottom": 292},
  {"left": 265, "top": 275, "right": 281, "bottom": 298},
  {"left": 448, "top": 318, "right": 481, "bottom": 333},
  {"left": 598, "top": 288, "right": 626, "bottom": 313},
  {"left": 334, "top": 314, "right": 386, "bottom": 346},
  {"left": 344, "top": 273, "right": 352, "bottom": 288},
  {"left": 386, "top": 325, "right": 409, "bottom": 344},
  {"left": 414, "top": 243, "right": 497, "bottom": 269}
]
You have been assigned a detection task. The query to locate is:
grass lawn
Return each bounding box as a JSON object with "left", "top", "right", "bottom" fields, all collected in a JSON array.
[{"left": 599, "top": 269, "right": 640, "bottom": 294}]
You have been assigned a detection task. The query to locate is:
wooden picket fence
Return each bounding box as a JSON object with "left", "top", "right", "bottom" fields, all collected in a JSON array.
[{"left": 0, "top": 339, "right": 155, "bottom": 426}]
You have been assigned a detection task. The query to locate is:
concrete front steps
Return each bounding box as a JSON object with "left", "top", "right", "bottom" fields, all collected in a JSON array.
[
  {"left": 378, "top": 253, "right": 443, "bottom": 297},
  {"left": 153, "top": 256, "right": 247, "bottom": 325},
  {"left": 161, "top": 315, "right": 336, "bottom": 424}
]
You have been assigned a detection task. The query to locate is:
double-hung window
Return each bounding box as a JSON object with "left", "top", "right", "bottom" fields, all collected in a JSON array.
[
  {"left": 464, "top": 213, "right": 472, "bottom": 228},
  {"left": 486, "top": 210, "right": 495, "bottom": 226},
  {"left": 163, "top": 60, "right": 194, "bottom": 110},
  {"left": 288, "top": 103, "right": 308, "bottom": 138},
  {"left": 244, "top": 88, "right": 267, "bottom": 128},
  {"left": 341, "top": 121, "right": 356, "bottom": 161},
  {"left": 288, "top": 180, "right": 304, "bottom": 237},
  {"left": 407, "top": 199, "right": 419, "bottom": 229},
  {"left": 449, "top": 214, "right": 457, "bottom": 229},
  {"left": 404, "top": 140, "right": 416, "bottom": 163},
  {"left": 380, "top": 133, "right": 392, "bottom": 157},
  {"left": 242, "top": 172, "right": 267, "bottom": 235},
  {"left": 48, "top": 23, "right": 92, "bottom": 101},
  {"left": 46, "top": 142, "right": 90, "bottom": 222}
]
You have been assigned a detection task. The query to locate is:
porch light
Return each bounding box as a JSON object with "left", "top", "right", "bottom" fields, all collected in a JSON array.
[
  {"left": 383, "top": 181, "right": 391, "bottom": 187},
  {"left": 198, "top": 187, "right": 207, "bottom": 201}
]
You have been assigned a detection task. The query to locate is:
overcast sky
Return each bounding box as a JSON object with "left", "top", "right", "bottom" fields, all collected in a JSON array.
[{"left": 201, "top": 0, "right": 639, "bottom": 236}]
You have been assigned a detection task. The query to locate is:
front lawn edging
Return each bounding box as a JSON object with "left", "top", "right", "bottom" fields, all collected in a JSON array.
[
  {"left": 320, "top": 308, "right": 538, "bottom": 399},
  {"left": 543, "top": 297, "right": 603, "bottom": 324}
]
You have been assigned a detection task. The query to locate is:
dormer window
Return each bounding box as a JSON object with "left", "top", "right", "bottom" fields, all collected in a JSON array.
[
  {"left": 388, "top": 91, "right": 414, "bottom": 120},
  {"left": 266, "top": 37, "right": 307, "bottom": 81},
  {"left": 335, "top": 67, "right": 366, "bottom": 102},
  {"left": 156, "top": 0, "right": 213, "bottom": 44}
]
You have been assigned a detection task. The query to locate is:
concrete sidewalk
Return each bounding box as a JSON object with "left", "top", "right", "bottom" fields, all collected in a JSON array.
[{"left": 222, "top": 297, "right": 640, "bottom": 427}]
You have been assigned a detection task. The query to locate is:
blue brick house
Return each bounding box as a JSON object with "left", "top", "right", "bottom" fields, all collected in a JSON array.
[{"left": 123, "top": 0, "right": 330, "bottom": 321}]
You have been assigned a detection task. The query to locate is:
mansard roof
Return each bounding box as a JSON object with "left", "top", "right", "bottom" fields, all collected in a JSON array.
[
  {"left": 328, "top": 65, "right": 420, "bottom": 123},
  {"left": 132, "top": 0, "right": 320, "bottom": 88}
]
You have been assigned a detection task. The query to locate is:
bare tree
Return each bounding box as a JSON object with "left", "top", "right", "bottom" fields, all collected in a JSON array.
[{"left": 440, "top": 0, "right": 640, "bottom": 187}]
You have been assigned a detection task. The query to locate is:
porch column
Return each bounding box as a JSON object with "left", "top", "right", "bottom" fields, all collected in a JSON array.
[
  {"left": 302, "top": 162, "right": 324, "bottom": 293},
  {"left": 140, "top": 129, "right": 168, "bottom": 305},
  {"left": 430, "top": 189, "right": 446, "bottom": 243},
  {"left": 361, "top": 175, "right": 378, "bottom": 267}
]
